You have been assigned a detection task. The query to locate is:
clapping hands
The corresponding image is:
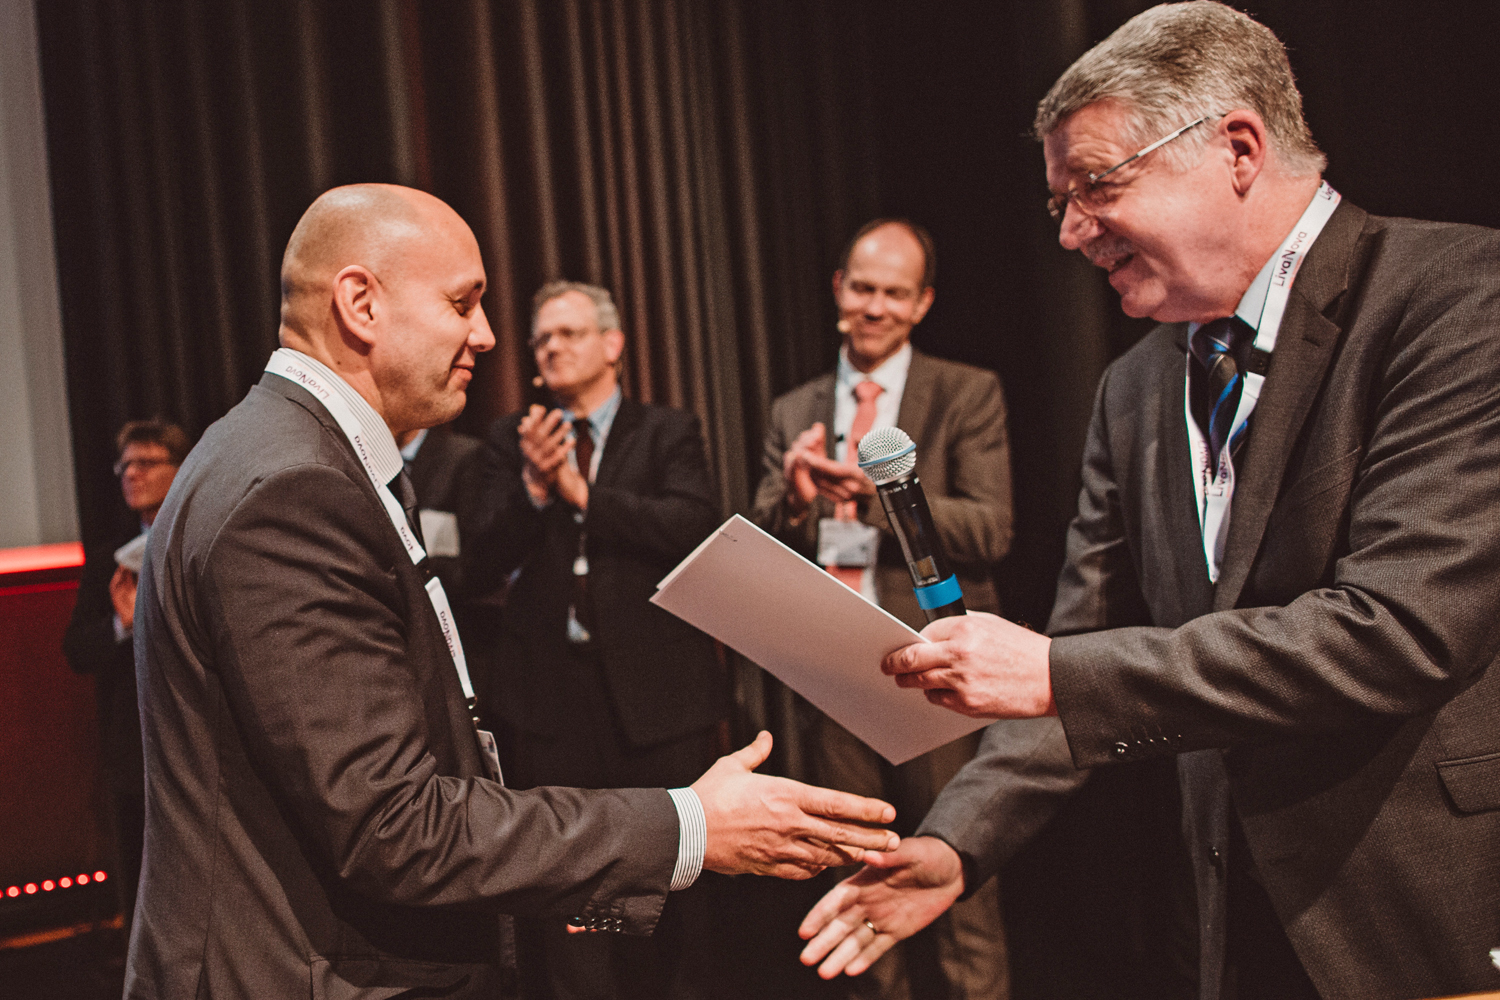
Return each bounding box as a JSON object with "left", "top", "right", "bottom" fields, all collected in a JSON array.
[{"left": 782, "top": 422, "right": 877, "bottom": 516}]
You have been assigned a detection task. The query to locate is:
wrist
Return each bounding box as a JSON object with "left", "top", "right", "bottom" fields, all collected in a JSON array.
[
  {"left": 784, "top": 480, "right": 813, "bottom": 513},
  {"left": 1036, "top": 635, "right": 1056, "bottom": 717},
  {"left": 561, "top": 475, "right": 589, "bottom": 511},
  {"left": 522, "top": 465, "right": 550, "bottom": 501}
]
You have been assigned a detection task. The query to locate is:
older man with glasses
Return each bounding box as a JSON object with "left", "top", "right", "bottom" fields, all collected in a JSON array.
[
  {"left": 467, "top": 281, "right": 732, "bottom": 1000},
  {"left": 801, "top": 4, "right": 1500, "bottom": 999}
]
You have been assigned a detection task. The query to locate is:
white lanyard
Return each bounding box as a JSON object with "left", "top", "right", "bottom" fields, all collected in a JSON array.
[
  {"left": 265, "top": 350, "right": 475, "bottom": 701},
  {"left": 1187, "top": 182, "right": 1341, "bottom": 582}
]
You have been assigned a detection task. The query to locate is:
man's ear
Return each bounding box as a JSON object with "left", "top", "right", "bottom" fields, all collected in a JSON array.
[
  {"left": 1219, "top": 109, "right": 1270, "bottom": 196},
  {"left": 831, "top": 270, "right": 845, "bottom": 303},
  {"left": 603, "top": 327, "right": 626, "bottom": 365},
  {"left": 911, "top": 285, "right": 935, "bottom": 325},
  {"left": 332, "top": 264, "right": 380, "bottom": 349}
]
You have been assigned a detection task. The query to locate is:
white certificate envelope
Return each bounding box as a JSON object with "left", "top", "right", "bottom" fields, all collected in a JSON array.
[
  {"left": 651, "top": 515, "right": 988, "bottom": 765},
  {"left": 113, "top": 531, "right": 149, "bottom": 574}
]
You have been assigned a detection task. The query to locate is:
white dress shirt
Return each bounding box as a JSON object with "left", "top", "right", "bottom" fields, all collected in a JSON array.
[{"left": 832, "top": 342, "right": 912, "bottom": 462}]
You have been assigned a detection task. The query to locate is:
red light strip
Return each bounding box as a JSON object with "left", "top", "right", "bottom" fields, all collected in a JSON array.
[
  {"left": 0, "top": 542, "right": 85, "bottom": 575},
  {"left": 4, "top": 870, "right": 106, "bottom": 900}
]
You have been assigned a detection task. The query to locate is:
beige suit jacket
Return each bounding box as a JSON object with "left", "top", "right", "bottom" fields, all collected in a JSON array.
[{"left": 752, "top": 348, "right": 1013, "bottom": 628}]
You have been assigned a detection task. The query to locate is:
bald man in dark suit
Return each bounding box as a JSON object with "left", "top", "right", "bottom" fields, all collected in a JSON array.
[{"left": 126, "top": 183, "right": 898, "bottom": 1000}]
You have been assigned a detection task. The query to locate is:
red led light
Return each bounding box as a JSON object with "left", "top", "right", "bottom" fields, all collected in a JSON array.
[{"left": 0, "top": 871, "right": 109, "bottom": 902}]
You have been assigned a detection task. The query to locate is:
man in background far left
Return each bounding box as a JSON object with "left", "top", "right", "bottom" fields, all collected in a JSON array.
[{"left": 63, "top": 418, "right": 188, "bottom": 932}]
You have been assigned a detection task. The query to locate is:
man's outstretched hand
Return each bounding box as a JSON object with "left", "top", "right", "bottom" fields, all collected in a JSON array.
[
  {"left": 798, "top": 835, "right": 966, "bottom": 978},
  {"left": 692, "top": 731, "right": 898, "bottom": 879}
]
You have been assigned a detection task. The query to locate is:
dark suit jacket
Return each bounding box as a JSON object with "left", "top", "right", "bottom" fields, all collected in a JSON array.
[
  {"left": 125, "top": 373, "right": 679, "bottom": 1000},
  {"left": 406, "top": 424, "right": 484, "bottom": 599},
  {"left": 63, "top": 531, "right": 144, "bottom": 796},
  {"left": 468, "top": 397, "right": 727, "bottom": 750},
  {"left": 752, "top": 348, "right": 1013, "bottom": 629},
  {"left": 920, "top": 204, "right": 1500, "bottom": 1000}
]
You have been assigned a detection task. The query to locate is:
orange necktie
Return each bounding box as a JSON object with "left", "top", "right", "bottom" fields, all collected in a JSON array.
[{"left": 828, "top": 380, "right": 882, "bottom": 591}]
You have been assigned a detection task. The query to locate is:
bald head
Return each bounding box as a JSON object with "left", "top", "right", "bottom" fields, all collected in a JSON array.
[
  {"left": 274, "top": 183, "right": 494, "bottom": 436},
  {"left": 280, "top": 183, "right": 469, "bottom": 345},
  {"left": 833, "top": 219, "right": 936, "bottom": 372}
]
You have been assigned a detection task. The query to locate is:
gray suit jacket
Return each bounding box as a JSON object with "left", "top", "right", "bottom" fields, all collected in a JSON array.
[
  {"left": 752, "top": 349, "right": 1013, "bottom": 628},
  {"left": 126, "top": 373, "right": 678, "bottom": 1000},
  {"left": 920, "top": 203, "right": 1500, "bottom": 1000}
]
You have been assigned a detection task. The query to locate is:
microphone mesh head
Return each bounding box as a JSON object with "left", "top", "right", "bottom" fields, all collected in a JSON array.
[{"left": 857, "top": 426, "right": 917, "bottom": 484}]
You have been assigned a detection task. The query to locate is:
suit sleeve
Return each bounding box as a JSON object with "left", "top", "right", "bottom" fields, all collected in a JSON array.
[
  {"left": 64, "top": 544, "right": 130, "bottom": 674},
  {"left": 1053, "top": 231, "right": 1500, "bottom": 768},
  {"left": 750, "top": 393, "right": 821, "bottom": 556},
  {"left": 201, "top": 462, "right": 678, "bottom": 930},
  {"left": 901, "top": 369, "right": 1014, "bottom": 569},
  {"left": 584, "top": 411, "right": 720, "bottom": 565},
  {"left": 464, "top": 417, "right": 548, "bottom": 596}
]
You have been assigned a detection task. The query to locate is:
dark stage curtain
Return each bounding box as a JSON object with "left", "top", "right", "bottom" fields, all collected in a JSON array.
[
  {"left": 37, "top": 0, "right": 882, "bottom": 546},
  {"left": 34, "top": 2, "right": 1500, "bottom": 997}
]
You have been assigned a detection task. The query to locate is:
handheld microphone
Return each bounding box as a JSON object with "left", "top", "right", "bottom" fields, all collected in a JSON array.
[{"left": 857, "top": 427, "right": 965, "bottom": 621}]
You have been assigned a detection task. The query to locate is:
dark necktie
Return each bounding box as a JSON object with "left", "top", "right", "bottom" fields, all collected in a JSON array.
[
  {"left": 1189, "top": 316, "right": 1254, "bottom": 463},
  {"left": 391, "top": 468, "right": 424, "bottom": 549},
  {"left": 572, "top": 417, "right": 595, "bottom": 483}
]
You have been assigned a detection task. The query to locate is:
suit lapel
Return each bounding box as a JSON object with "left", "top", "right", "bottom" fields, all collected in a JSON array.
[
  {"left": 1164, "top": 326, "right": 1217, "bottom": 618},
  {"left": 595, "top": 396, "right": 642, "bottom": 486},
  {"left": 807, "top": 375, "right": 836, "bottom": 460},
  {"left": 894, "top": 349, "right": 933, "bottom": 448},
  {"left": 1213, "top": 202, "right": 1362, "bottom": 611}
]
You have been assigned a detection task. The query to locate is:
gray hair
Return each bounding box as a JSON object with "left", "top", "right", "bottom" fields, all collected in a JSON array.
[
  {"left": 1034, "top": 2, "right": 1325, "bottom": 177},
  {"left": 531, "top": 280, "right": 621, "bottom": 332}
]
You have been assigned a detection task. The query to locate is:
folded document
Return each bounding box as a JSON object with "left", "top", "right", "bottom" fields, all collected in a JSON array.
[{"left": 652, "top": 515, "right": 989, "bottom": 765}]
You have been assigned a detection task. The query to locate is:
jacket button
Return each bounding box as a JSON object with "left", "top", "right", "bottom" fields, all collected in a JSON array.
[{"left": 1112, "top": 741, "right": 1129, "bottom": 758}]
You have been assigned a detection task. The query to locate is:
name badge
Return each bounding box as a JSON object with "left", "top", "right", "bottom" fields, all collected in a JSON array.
[
  {"left": 418, "top": 509, "right": 461, "bottom": 558},
  {"left": 818, "top": 518, "right": 879, "bottom": 568}
]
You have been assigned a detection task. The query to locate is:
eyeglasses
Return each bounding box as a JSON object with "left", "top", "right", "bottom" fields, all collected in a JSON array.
[
  {"left": 1045, "top": 115, "right": 1215, "bottom": 224},
  {"left": 528, "top": 325, "right": 599, "bottom": 352},
  {"left": 113, "top": 457, "right": 175, "bottom": 477}
]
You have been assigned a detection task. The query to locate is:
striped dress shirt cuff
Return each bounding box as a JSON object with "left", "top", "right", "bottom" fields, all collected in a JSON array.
[{"left": 666, "top": 786, "right": 707, "bottom": 891}]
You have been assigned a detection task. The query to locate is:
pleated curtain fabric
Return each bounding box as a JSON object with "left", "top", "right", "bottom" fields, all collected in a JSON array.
[{"left": 36, "top": 0, "right": 886, "bottom": 779}]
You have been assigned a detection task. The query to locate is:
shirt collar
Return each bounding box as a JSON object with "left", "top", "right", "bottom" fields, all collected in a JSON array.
[
  {"left": 399, "top": 428, "right": 428, "bottom": 463},
  {"left": 1194, "top": 187, "right": 1331, "bottom": 339},
  {"left": 567, "top": 385, "right": 623, "bottom": 442},
  {"left": 278, "top": 348, "right": 405, "bottom": 486},
  {"left": 837, "top": 341, "right": 913, "bottom": 397}
]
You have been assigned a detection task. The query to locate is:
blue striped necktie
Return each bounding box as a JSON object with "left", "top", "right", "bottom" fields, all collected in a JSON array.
[{"left": 1189, "top": 316, "right": 1254, "bottom": 464}]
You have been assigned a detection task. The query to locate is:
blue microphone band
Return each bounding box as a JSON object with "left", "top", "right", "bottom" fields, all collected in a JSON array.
[{"left": 914, "top": 574, "right": 963, "bottom": 610}]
